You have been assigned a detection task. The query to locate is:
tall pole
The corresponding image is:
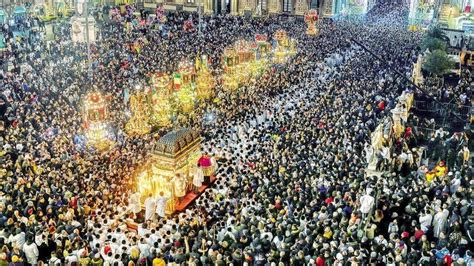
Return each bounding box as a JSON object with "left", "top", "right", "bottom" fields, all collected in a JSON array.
[
  {"left": 85, "top": 0, "right": 91, "bottom": 80},
  {"left": 198, "top": 0, "right": 202, "bottom": 36}
]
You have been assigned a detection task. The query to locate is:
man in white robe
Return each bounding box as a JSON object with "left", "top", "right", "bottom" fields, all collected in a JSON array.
[
  {"left": 144, "top": 194, "right": 155, "bottom": 221},
  {"left": 191, "top": 164, "right": 204, "bottom": 193},
  {"left": 433, "top": 208, "right": 449, "bottom": 238},
  {"left": 129, "top": 192, "right": 142, "bottom": 215},
  {"left": 174, "top": 174, "right": 187, "bottom": 202},
  {"left": 419, "top": 210, "right": 433, "bottom": 232},
  {"left": 450, "top": 177, "right": 461, "bottom": 195},
  {"left": 359, "top": 192, "right": 375, "bottom": 219},
  {"left": 211, "top": 155, "right": 218, "bottom": 173},
  {"left": 23, "top": 240, "right": 39, "bottom": 265},
  {"left": 155, "top": 191, "right": 170, "bottom": 218}
]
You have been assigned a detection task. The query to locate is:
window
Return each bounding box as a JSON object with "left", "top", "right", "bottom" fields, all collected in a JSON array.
[
  {"left": 283, "top": 0, "right": 292, "bottom": 12},
  {"left": 260, "top": 0, "right": 267, "bottom": 11}
]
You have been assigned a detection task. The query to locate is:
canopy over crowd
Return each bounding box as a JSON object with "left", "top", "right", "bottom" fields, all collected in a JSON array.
[{"left": 0, "top": 2, "right": 473, "bottom": 266}]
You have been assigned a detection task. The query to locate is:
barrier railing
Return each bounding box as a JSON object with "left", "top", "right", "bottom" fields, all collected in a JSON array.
[{"left": 412, "top": 99, "right": 471, "bottom": 131}]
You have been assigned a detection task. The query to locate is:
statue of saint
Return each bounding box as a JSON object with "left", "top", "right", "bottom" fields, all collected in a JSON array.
[{"left": 77, "top": 0, "right": 85, "bottom": 16}]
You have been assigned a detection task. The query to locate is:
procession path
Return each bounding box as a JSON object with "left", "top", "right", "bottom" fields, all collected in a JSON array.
[{"left": 187, "top": 47, "right": 358, "bottom": 217}]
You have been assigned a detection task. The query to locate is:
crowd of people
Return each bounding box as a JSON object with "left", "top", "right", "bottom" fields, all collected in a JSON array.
[{"left": 0, "top": 2, "right": 472, "bottom": 266}]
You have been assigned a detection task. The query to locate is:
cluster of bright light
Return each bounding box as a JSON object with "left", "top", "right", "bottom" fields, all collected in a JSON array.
[
  {"left": 222, "top": 39, "right": 272, "bottom": 90},
  {"left": 125, "top": 91, "right": 152, "bottom": 136},
  {"left": 221, "top": 32, "right": 297, "bottom": 90},
  {"left": 83, "top": 92, "right": 114, "bottom": 150},
  {"left": 125, "top": 57, "right": 216, "bottom": 133},
  {"left": 196, "top": 69, "right": 215, "bottom": 100},
  {"left": 273, "top": 30, "right": 297, "bottom": 64},
  {"left": 136, "top": 165, "right": 174, "bottom": 201},
  {"left": 148, "top": 73, "right": 174, "bottom": 127}
]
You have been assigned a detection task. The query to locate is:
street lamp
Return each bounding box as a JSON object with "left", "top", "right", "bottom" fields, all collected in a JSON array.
[{"left": 198, "top": 0, "right": 202, "bottom": 36}]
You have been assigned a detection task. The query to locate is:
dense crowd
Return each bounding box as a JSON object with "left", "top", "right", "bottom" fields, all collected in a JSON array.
[{"left": 0, "top": 2, "right": 473, "bottom": 266}]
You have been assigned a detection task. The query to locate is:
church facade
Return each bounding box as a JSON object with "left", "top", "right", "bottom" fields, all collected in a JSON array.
[{"left": 142, "top": 0, "right": 341, "bottom": 18}]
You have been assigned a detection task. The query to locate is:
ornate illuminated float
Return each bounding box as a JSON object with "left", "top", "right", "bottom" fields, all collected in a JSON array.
[
  {"left": 222, "top": 47, "right": 240, "bottom": 90},
  {"left": 248, "top": 40, "right": 270, "bottom": 76},
  {"left": 235, "top": 40, "right": 254, "bottom": 65},
  {"left": 273, "top": 29, "right": 291, "bottom": 63},
  {"left": 305, "top": 9, "right": 319, "bottom": 36},
  {"left": 174, "top": 61, "right": 197, "bottom": 113},
  {"left": 125, "top": 91, "right": 151, "bottom": 135},
  {"left": 222, "top": 37, "right": 279, "bottom": 90},
  {"left": 173, "top": 60, "right": 196, "bottom": 90},
  {"left": 255, "top": 34, "right": 272, "bottom": 60},
  {"left": 83, "top": 92, "right": 113, "bottom": 150},
  {"left": 148, "top": 73, "right": 174, "bottom": 127},
  {"left": 234, "top": 40, "right": 254, "bottom": 84},
  {"left": 136, "top": 129, "right": 203, "bottom": 214},
  {"left": 195, "top": 55, "right": 215, "bottom": 100}
]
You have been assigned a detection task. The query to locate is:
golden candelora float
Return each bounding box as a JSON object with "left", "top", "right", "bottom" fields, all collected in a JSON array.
[
  {"left": 234, "top": 40, "right": 253, "bottom": 85},
  {"left": 255, "top": 34, "right": 272, "bottom": 60},
  {"left": 221, "top": 36, "right": 290, "bottom": 91},
  {"left": 237, "top": 40, "right": 268, "bottom": 82},
  {"left": 273, "top": 29, "right": 297, "bottom": 64},
  {"left": 135, "top": 129, "right": 216, "bottom": 215},
  {"left": 173, "top": 60, "right": 196, "bottom": 90},
  {"left": 249, "top": 40, "right": 269, "bottom": 76},
  {"left": 223, "top": 47, "right": 240, "bottom": 90},
  {"left": 174, "top": 60, "right": 197, "bottom": 114},
  {"left": 305, "top": 9, "right": 319, "bottom": 36},
  {"left": 195, "top": 54, "right": 215, "bottom": 100},
  {"left": 148, "top": 72, "right": 174, "bottom": 127},
  {"left": 125, "top": 90, "right": 152, "bottom": 136},
  {"left": 83, "top": 92, "right": 114, "bottom": 150},
  {"left": 125, "top": 60, "right": 215, "bottom": 133}
]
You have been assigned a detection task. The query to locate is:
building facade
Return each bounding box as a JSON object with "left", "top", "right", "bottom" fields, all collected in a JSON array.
[
  {"left": 142, "top": 0, "right": 326, "bottom": 16},
  {"left": 0, "top": 0, "right": 373, "bottom": 18}
]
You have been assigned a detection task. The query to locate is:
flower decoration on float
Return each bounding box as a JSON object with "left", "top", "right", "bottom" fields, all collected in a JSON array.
[{"left": 304, "top": 9, "right": 319, "bottom": 36}]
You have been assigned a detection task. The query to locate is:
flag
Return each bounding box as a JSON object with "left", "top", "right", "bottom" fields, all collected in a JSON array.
[{"left": 173, "top": 73, "right": 182, "bottom": 90}]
